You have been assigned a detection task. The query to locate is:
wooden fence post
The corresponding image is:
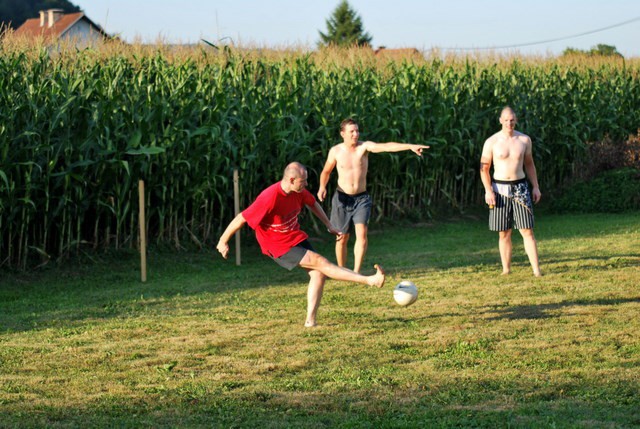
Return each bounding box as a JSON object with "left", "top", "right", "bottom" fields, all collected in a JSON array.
[
  {"left": 233, "top": 169, "right": 241, "bottom": 266},
  {"left": 138, "top": 180, "right": 147, "bottom": 282}
]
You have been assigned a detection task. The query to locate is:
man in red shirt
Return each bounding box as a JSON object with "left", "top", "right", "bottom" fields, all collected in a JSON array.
[{"left": 217, "top": 162, "right": 386, "bottom": 327}]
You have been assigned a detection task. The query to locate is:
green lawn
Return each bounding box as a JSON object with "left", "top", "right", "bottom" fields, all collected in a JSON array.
[{"left": 1, "top": 212, "right": 639, "bottom": 428}]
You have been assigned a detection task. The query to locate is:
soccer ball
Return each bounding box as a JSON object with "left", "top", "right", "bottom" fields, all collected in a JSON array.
[{"left": 393, "top": 281, "right": 418, "bottom": 307}]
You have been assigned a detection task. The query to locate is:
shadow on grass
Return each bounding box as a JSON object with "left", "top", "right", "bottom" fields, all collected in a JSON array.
[
  {"left": 1, "top": 378, "right": 639, "bottom": 428},
  {"left": 0, "top": 246, "right": 299, "bottom": 333},
  {"left": 543, "top": 253, "right": 640, "bottom": 272},
  {"left": 484, "top": 297, "right": 640, "bottom": 321}
]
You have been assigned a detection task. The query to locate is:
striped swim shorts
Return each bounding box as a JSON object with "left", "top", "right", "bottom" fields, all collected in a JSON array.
[{"left": 488, "top": 178, "right": 534, "bottom": 231}]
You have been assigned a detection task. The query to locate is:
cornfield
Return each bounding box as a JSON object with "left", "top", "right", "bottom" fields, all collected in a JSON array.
[{"left": 1, "top": 41, "right": 639, "bottom": 269}]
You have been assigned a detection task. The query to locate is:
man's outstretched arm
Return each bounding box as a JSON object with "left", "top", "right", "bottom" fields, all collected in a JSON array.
[
  {"left": 217, "top": 213, "right": 247, "bottom": 258},
  {"left": 365, "top": 142, "right": 430, "bottom": 156}
]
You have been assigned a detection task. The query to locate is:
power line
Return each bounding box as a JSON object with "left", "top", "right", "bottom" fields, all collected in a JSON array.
[{"left": 440, "top": 15, "right": 640, "bottom": 51}]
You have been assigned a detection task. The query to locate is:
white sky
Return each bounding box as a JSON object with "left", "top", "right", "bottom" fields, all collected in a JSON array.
[{"left": 72, "top": 0, "right": 640, "bottom": 57}]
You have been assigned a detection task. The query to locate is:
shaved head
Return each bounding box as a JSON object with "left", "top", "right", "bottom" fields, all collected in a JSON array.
[
  {"left": 284, "top": 162, "right": 306, "bottom": 179},
  {"left": 500, "top": 106, "right": 517, "bottom": 119}
]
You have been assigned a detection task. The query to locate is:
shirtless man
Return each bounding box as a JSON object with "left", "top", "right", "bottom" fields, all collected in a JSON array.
[
  {"left": 480, "top": 106, "right": 542, "bottom": 277},
  {"left": 217, "top": 162, "right": 386, "bottom": 328},
  {"left": 317, "top": 118, "right": 430, "bottom": 273}
]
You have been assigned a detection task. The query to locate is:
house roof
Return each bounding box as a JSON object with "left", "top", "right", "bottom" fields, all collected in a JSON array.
[
  {"left": 374, "top": 48, "right": 422, "bottom": 59},
  {"left": 14, "top": 12, "right": 109, "bottom": 40}
]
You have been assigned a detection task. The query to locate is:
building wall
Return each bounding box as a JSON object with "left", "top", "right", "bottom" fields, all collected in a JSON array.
[{"left": 61, "top": 20, "right": 105, "bottom": 46}]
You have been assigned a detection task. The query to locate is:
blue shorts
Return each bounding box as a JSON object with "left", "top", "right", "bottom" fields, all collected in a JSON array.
[{"left": 330, "top": 190, "right": 372, "bottom": 234}]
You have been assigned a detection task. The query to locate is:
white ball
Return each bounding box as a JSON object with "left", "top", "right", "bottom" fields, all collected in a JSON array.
[{"left": 393, "top": 281, "right": 418, "bottom": 307}]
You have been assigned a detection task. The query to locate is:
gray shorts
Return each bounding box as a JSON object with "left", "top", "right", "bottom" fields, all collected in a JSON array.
[
  {"left": 330, "top": 190, "right": 372, "bottom": 234},
  {"left": 489, "top": 179, "right": 534, "bottom": 231},
  {"left": 271, "top": 240, "right": 314, "bottom": 271}
]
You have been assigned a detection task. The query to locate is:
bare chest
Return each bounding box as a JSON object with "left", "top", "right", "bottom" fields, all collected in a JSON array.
[
  {"left": 493, "top": 139, "right": 526, "bottom": 161},
  {"left": 336, "top": 147, "right": 368, "bottom": 171}
]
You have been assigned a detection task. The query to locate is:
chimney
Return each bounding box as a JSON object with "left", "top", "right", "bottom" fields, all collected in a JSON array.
[
  {"left": 47, "top": 9, "right": 64, "bottom": 28},
  {"left": 39, "top": 10, "right": 45, "bottom": 27}
]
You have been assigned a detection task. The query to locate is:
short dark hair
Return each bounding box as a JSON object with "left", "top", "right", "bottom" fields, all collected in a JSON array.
[{"left": 340, "top": 118, "right": 358, "bottom": 132}]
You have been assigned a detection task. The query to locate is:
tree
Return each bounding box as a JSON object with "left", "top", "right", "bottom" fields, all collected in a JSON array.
[
  {"left": 318, "top": 0, "right": 372, "bottom": 48},
  {"left": 589, "top": 44, "right": 623, "bottom": 57},
  {"left": 0, "top": 0, "right": 80, "bottom": 30},
  {"left": 562, "top": 43, "right": 623, "bottom": 58}
]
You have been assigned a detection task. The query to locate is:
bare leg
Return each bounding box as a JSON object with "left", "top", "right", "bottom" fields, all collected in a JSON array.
[
  {"left": 353, "top": 223, "right": 368, "bottom": 273},
  {"left": 305, "top": 269, "right": 325, "bottom": 327},
  {"left": 299, "top": 250, "right": 385, "bottom": 288},
  {"left": 520, "top": 228, "right": 542, "bottom": 277},
  {"left": 498, "top": 229, "right": 513, "bottom": 275},
  {"left": 335, "top": 233, "right": 350, "bottom": 267}
]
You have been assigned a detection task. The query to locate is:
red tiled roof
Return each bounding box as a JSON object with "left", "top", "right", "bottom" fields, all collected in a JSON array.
[
  {"left": 374, "top": 48, "right": 421, "bottom": 58},
  {"left": 14, "top": 12, "right": 108, "bottom": 39}
]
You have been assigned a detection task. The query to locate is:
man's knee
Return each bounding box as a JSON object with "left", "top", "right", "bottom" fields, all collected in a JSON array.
[
  {"left": 498, "top": 230, "right": 512, "bottom": 240},
  {"left": 354, "top": 224, "right": 368, "bottom": 240},
  {"left": 308, "top": 268, "right": 326, "bottom": 282},
  {"left": 303, "top": 250, "right": 330, "bottom": 267},
  {"left": 336, "top": 233, "right": 350, "bottom": 243},
  {"left": 519, "top": 228, "right": 536, "bottom": 240}
]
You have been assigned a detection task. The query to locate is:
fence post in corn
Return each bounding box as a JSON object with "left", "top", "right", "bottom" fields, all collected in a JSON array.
[
  {"left": 138, "top": 180, "right": 147, "bottom": 282},
  {"left": 233, "top": 169, "right": 241, "bottom": 266}
]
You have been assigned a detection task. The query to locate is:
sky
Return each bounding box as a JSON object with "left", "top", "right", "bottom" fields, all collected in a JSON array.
[{"left": 71, "top": 0, "right": 640, "bottom": 57}]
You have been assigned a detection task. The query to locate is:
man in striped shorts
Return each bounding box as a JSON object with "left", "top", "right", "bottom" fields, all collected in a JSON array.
[{"left": 480, "top": 106, "right": 542, "bottom": 277}]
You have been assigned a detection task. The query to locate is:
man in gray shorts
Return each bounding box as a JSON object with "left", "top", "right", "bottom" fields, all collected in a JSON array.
[
  {"left": 480, "top": 107, "right": 542, "bottom": 277},
  {"left": 317, "top": 118, "right": 430, "bottom": 273}
]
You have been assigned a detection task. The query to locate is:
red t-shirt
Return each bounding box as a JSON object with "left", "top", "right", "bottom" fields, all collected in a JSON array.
[{"left": 242, "top": 182, "right": 316, "bottom": 258}]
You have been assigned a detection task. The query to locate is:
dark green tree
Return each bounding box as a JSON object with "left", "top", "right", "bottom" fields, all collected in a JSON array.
[
  {"left": 589, "top": 44, "right": 623, "bottom": 57},
  {"left": 561, "top": 47, "right": 583, "bottom": 56},
  {"left": 318, "top": 0, "right": 372, "bottom": 47},
  {"left": 0, "top": 0, "right": 80, "bottom": 30},
  {"left": 562, "top": 43, "right": 623, "bottom": 58}
]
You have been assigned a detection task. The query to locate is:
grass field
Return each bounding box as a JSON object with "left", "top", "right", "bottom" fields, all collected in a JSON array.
[{"left": 1, "top": 211, "right": 639, "bottom": 428}]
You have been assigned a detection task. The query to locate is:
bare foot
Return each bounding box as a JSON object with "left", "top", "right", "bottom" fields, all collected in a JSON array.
[
  {"left": 304, "top": 321, "right": 317, "bottom": 328},
  {"left": 533, "top": 271, "right": 543, "bottom": 277},
  {"left": 501, "top": 270, "right": 510, "bottom": 275},
  {"left": 369, "top": 264, "right": 386, "bottom": 288}
]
